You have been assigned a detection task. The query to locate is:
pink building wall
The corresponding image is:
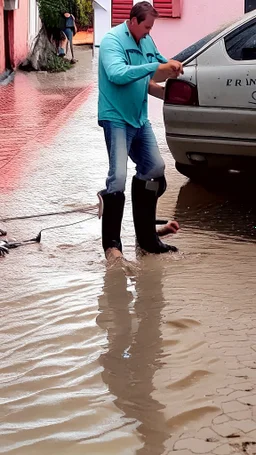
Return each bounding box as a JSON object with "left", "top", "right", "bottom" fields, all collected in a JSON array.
[
  {"left": 151, "top": 0, "right": 244, "bottom": 58},
  {"left": 10, "top": 0, "right": 29, "bottom": 68},
  {"left": 0, "top": 0, "right": 4, "bottom": 73}
]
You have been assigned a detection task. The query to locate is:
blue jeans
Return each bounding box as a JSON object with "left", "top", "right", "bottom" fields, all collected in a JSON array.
[{"left": 99, "top": 120, "right": 165, "bottom": 193}]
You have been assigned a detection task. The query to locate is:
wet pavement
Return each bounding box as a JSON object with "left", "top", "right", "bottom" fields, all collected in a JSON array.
[
  {"left": 1, "top": 46, "right": 256, "bottom": 455},
  {"left": 0, "top": 47, "right": 94, "bottom": 191}
]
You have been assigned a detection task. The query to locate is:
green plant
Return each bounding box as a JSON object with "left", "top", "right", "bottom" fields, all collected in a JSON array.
[
  {"left": 44, "top": 54, "right": 72, "bottom": 72},
  {"left": 36, "top": 0, "right": 93, "bottom": 30},
  {"left": 37, "top": 0, "right": 70, "bottom": 28},
  {"left": 75, "top": 0, "right": 93, "bottom": 28}
]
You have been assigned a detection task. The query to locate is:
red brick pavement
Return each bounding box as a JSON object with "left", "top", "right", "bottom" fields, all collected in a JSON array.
[{"left": 0, "top": 68, "right": 93, "bottom": 191}]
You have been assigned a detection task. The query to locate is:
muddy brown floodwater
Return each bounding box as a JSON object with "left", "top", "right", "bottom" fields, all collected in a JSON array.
[{"left": 0, "top": 47, "right": 256, "bottom": 455}]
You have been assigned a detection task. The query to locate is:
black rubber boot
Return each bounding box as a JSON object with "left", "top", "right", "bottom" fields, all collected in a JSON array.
[
  {"left": 101, "top": 192, "right": 125, "bottom": 253},
  {"left": 132, "top": 176, "right": 178, "bottom": 254}
]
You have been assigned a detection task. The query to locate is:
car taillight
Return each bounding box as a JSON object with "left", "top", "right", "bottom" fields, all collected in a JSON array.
[{"left": 164, "top": 80, "right": 199, "bottom": 106}]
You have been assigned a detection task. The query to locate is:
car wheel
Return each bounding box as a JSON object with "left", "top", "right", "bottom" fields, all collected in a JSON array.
[{"left": 175, "top": 162, "right": 208, "bottom": 180}]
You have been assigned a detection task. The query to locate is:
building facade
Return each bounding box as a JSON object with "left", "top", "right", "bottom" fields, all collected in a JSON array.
[
  {"left": 151, "top": 0, "right": 244, "bottom": 58},
  {"left": 28, "top": 0, "right": 40, "bottom": 47},
  {"left": 0, "top": 0, "right": 4, "bottom": 73},
  {"left": 93, "top": 0, "right": 253, "bottom": 57},
  {"left": 0, "top": 0, "right": 40, "bottom": 76}
]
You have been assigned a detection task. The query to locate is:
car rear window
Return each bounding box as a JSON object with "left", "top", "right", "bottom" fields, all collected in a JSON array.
[{"left": 225, "top": 19, "right": 256, "bottom": 60}]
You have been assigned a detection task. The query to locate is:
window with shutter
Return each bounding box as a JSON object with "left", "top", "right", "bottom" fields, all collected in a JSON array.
[
  {"left": 112, "top": 0, "right": 133, "bottom": 26},
  {"left": 153, "top": 0, "right": 181, "bottom": 18}
]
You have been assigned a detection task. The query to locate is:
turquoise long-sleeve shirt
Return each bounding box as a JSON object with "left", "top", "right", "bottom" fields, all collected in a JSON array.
[{"left": 98, "top": 22, "right": 167, "bottom": 128}]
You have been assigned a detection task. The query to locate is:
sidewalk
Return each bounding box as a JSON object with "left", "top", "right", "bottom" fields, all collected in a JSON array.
[{"left": 0, "top": 46, "right": 95, "bottom": 191}]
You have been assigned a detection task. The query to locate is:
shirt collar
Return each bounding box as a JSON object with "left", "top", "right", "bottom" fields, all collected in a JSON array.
[{"left": 124, "top": 21, "right": 131, "bottom": 37}]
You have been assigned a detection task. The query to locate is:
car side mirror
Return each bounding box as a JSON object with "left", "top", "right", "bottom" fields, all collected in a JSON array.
[{"left": 242, "top": 47, "right": 256, "bottom": 60}]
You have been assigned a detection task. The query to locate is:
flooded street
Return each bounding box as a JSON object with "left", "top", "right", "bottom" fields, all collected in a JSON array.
[{"left": 1, "top": 47, "right": 256, "bottom": 455}]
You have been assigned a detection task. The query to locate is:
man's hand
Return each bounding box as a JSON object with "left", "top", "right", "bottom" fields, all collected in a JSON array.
[
  {"left": 153, "top": 60, "right": 184, "bottom": 83},
  {"left": 157, "top": 220, "right": 180, "bottom": 237}
]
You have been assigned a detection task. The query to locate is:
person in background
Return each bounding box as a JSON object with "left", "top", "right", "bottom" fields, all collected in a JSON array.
[
  {"left": 58, "top": 12, "right": 77, "bottom": 64},
  {"left": 97, "top": 1, "right": 183, "bottom": 261}
]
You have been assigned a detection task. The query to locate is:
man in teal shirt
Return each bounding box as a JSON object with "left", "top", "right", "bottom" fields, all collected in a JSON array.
[{"left": 98, "top": 1, "right": 183, "bottom": 260}]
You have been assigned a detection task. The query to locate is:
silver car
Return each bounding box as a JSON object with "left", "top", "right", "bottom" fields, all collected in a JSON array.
[{"left": 163, "top": 10, "right": 256, "bottom": 179}]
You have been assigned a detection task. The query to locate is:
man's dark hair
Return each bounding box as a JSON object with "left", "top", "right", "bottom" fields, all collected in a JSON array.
[{"left": 130, "top": 1, "right": 159, "bottom": 24}]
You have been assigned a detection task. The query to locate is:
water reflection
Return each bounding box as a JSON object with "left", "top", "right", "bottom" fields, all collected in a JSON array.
[
  {"left": 97, "top": 263, "right": 170, "bottom": 454},
  {"left": 174, "top": 175, "right": 256, "bottom": 242}
]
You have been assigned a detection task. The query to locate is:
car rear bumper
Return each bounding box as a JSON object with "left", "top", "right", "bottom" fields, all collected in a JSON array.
[
  {"left": 166, "top": 134, "right": 256, "bottom": 169},
  {"left": 164, "top": 104, "right": 256, "bottom": 169}
]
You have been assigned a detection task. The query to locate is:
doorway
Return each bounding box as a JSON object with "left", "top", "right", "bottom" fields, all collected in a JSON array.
[
  {"left": 4, "top": 10, "right": 11, "bottom": 69},
  {"left": 245, "top": 0, "right": 256, "bottom": 12}
]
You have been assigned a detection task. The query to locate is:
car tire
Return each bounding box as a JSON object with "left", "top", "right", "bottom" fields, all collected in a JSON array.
[
  {"left": 175, "top": 162, "right": 209, "bottom": 181},
  {"left": 175, "top": 162, "right": 233, "bottom": 186}
]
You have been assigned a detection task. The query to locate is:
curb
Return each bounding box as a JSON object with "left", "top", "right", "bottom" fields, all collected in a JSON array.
[{"left": 0, "top": 70, "right": 15, "bottom": 86}]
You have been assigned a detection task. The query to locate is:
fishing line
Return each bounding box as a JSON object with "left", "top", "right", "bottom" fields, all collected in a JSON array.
[
  {"left": 0, "top": 197, "right": 171, "bottom": 254},
  {"left": 35, "top": 213, "right": 98, "bottom": 241},
  {"left": 0, "top": 205, "right": 99, "bottom": 222},
  {"left": 0, "top": 207, "right": 99, "bottom": 251}
]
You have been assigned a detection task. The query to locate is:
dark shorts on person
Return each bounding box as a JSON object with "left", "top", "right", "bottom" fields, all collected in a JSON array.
[{"left": 63, "top": 28, "right": 74, "bottom": 44}]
